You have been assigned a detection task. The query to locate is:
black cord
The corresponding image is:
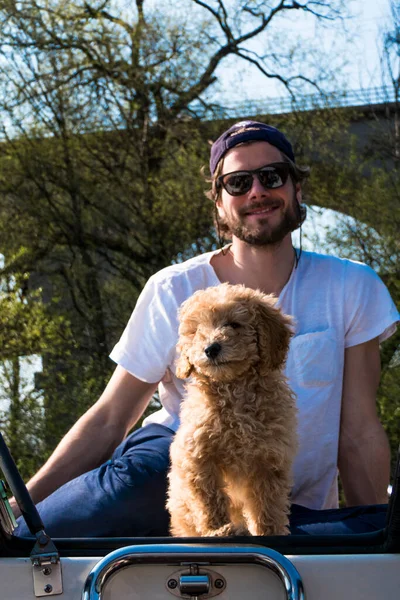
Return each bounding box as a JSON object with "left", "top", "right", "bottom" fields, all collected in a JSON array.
[
  {"left": 294, "top": 224, "right": 303, "bottom": 268},
  {"left": 294, "top": 203, "right": 304, "bottom": 268}
]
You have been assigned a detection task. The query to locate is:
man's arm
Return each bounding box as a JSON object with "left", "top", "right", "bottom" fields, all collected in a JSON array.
[
  {"left": 11, "top": 365, "right": 158, "bottom": 517},
  {"left": 338, "top": 337, "right": 391, "bottom": 506}
]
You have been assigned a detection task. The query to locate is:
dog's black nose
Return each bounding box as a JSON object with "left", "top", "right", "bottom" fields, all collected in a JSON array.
[{"left": 204, "top": 342, "right": 222, "bottom": 359}]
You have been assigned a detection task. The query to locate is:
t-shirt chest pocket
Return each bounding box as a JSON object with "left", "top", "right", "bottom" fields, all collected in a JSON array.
[{"left": 286, "top": 328, "right": 339, "bottom": 388}]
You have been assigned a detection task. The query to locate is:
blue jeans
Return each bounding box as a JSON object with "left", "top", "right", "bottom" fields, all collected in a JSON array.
[{"left": 14, "top": 424, "right": 388, "bottom": 538}]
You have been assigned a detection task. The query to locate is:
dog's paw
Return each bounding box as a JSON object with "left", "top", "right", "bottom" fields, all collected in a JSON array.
[{"left": 205, "top": 523, "right": 250, "bottom": 537}]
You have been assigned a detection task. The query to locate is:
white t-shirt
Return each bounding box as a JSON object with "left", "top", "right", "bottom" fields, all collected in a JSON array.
[{"left": 110, "top": 249, "right": 399, "bottom": 510}]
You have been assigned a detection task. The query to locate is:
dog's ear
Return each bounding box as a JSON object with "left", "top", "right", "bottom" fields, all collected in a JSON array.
[
  {"left": 175, "top": 349, "right": 193, "bottom": 379},
  {"left": 254, "top": 296, "right": 293, "bottom": 373},
  {"left": 175, "top": 294, "right": 202, "bottom": 379}
]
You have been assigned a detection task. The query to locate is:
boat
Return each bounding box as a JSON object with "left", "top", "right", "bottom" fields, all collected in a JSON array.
[{"left": 0, "top": 431, "right": 399, "bottom": 599}]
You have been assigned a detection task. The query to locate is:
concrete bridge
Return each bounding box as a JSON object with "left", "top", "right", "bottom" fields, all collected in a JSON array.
[
  {"left": 210, "top": 86, "right": 397, "bottom": 119},
  {"left": 202, "top": 85, "right": 398, "bottom": 236}
]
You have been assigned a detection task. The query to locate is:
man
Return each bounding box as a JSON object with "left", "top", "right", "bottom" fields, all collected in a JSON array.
[{"left": 14, "top": 121, "right": 399, "bottom": 537}]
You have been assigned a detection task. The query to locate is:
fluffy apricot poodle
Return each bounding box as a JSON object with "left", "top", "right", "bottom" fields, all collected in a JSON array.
[{"left": 167, "top": 283, "right": 298, "bottom": 537}]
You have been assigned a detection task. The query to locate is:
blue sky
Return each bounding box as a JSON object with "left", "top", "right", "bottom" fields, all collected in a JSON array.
[
  {"left": 212, "top": 0, "right": 392, "bottom": 106},
  {"left": 2, "top": 0, "right": 395, "bottom": 400},
  {"left": 206, "top": 0, "right": 393, "bottom": 253}
]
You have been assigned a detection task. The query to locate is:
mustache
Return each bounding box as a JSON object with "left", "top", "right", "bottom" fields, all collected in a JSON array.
[{"left": 239, "top": 200, "right": 282, "bottom": 216}]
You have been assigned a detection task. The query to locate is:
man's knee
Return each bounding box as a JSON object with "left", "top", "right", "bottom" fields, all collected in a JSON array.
[{"left": 14, "top": 426, "right": 174, "bottom": 538}]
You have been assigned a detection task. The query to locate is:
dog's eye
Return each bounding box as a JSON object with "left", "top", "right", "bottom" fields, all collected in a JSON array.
[{"left": 224, "top": 322, "right": 241, "bottom": 329}]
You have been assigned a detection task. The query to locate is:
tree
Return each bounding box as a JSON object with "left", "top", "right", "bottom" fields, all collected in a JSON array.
[
  {"left": 0, "top": 274, "right": 70, "bottom": 477},
  {"left": 299, "top": 4, "right": 400, "bottom": 473},
  {"left": 0, "top": 0, "right": 348, "bottom": 466},
  {"left": 381, "top": 0, "right": 400, "bottom": 159}
]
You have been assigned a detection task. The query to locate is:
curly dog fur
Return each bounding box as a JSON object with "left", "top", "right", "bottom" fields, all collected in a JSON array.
[{"left": 167, "top": 283, "right": 298, "bottom": 537}]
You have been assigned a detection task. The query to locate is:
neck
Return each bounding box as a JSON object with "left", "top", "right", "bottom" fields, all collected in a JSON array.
[{"left": 212, "top": 235, "right": 296, "bottom": 296}]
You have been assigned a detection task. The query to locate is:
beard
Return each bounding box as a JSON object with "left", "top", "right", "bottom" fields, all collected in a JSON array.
[{"left": 220, "top": 193, "right": 300, "bottom": 246}]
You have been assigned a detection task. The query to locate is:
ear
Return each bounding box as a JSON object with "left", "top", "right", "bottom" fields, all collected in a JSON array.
[
  {"left": 215, "top": 194, "right": 225, "bottom": 215},
  {"left": 175, "top": 296, "right": 200, "bottom": 379},
  {"left": 175, "top": 348, "right": 193, "bottom": 379},
  {"left": 295, "top": 184, "right": 307, "bottom": 224},
  {"left": 255, "top": 297, "right": 293, "bottom": 373}
]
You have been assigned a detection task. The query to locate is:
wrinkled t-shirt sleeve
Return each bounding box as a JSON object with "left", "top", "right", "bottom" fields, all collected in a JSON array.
[
  {"left": 109, "top": 276, "right": 179, "bottom": 383},
  {"left": 344, "top": 261, "right": 399, "bottom": 348}
]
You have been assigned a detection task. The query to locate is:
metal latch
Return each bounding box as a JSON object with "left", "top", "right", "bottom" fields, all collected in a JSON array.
[
  {"left": 30, "top": 531, "right": 63, "bottom": 597},
  {"left": 167, "top": 563, "right": 226, "bottom": 599},
  {"left": 180, "top": 574, "right": 210, "bottom": 596}
]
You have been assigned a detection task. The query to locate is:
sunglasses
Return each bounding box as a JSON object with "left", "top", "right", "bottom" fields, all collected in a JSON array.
[{"left": 217, "top": 162, "right": 292, "bottom": 196}]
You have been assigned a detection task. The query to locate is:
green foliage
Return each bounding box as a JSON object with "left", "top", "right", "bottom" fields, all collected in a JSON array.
[
  {"left": 0, "top": 275, "right": 68, "bottom": 359},
  {"left": 320, "top": 154, "right": 400, "bottom": 474},
  {"left": 0, "top": 275, "right": 73, "bottom": 478},
  {"left": 379, "top": 363, "right": 400, "bottom": 474},
  {"left": 295, "top": 96, "right": 400, "bottom": 476},
  {"left": 0, "top": 358, "right": 45, "bottom": 480},
  {"left": 38, "top": 353, "right": 114, "bottom": 454},
  {"left": 1, "top": 0, "right": 396, "bottom": 490}
]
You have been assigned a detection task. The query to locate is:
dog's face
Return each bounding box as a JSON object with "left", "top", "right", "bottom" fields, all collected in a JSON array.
[{"left": 176, "top": 283, "right": 293, "bottom": 382}]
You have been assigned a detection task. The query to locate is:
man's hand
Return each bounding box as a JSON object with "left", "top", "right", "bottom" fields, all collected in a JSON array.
[
  {"left": 10, "top": 366, "right": 158, "bottom": 516},
  {"left": 338, "top": 337, "right": 391, "bottom": 506}
]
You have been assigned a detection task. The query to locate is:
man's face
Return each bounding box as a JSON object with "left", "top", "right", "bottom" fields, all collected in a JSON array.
[{"left": 216, "top": 141, "right": 301, "bottom": 246}]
